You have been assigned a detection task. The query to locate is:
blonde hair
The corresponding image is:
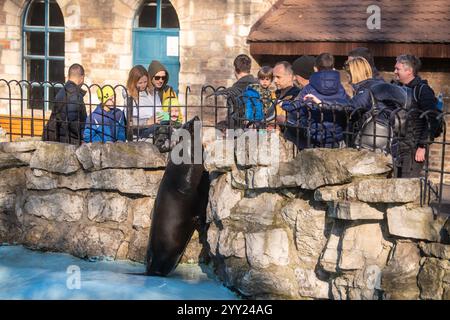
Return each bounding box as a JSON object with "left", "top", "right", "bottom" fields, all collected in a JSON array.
[
  {"left": 345, "top": 57, "right": 373, "bottom": 84},
  {"left": 126, "top": 65, "right": 149, "bottom": 101}
]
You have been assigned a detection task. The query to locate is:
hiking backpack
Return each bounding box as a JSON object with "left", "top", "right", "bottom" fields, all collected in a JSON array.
[
  {"left": 354, "top": 83, "right": 416, "bottom": 153},
  {"left": 243, "top": 86, "right": 264, "bottom": 122},
  {"left": 355, "top": 82, "right": 443, "bottom": 153}
]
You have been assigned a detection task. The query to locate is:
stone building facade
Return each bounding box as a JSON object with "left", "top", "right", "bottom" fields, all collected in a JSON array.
[{"left": 0, "top": 0, "right": 276, "bottom": 112}]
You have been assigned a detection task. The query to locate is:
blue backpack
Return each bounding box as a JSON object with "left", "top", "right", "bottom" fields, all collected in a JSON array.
[{"left": 243, "top": 86, "right": 264, "bottom": 122}]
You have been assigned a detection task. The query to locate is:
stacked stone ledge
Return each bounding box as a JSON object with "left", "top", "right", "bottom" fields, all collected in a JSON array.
[
  {"left": 1, "top": 137, "right": 449, "bottom": 300},
  {"left": 0, "top": 140, "right": 203, "bottom": 264},
  {"left": 205, "top": 137, "right": 450, "bottom": 300}
]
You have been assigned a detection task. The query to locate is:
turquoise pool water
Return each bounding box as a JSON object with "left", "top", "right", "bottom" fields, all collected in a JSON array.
[{"left": 0, "top": 245, "right": 238, "bottom": 300}]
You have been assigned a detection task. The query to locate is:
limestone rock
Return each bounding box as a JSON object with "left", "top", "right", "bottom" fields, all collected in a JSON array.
[
  {"left": 204, "top": 139, "right": 235, "bottom": 172},
  {"left": 320, "top": 220, "right": 345, "bottom": 273},
  {"left": 315, "top": 179, "right": 421, "bottom": 204},
  {"left": 72, "top": 226, "right": 124, "bottom": 259},
  {"left": 87, "top": 192, "right": 129, "bottom": 223},
  {"left": 231, "top": 148, "right": 392, "bottom": 190},
  {"left": 418, "top": 257, "right": 450, "bottom": 300},
  {"left": 328, "top": 201, "right": 385, "bottom": 220},
  {"left": 230, "top": 166, "right": 247, "bottom": 189},
  {"left": 181, "top": 231, "right": 205, "bottom": 264},
  {"left": 291, "top": 200, "right": 328, "bottom": 268},
  {"left": 245, "top": 166, "right": 277, "bottom": 189},
  {"left": 207, "top": 173, "right": 242, "bottom": 223},
  {"left": 232, "top": 193, "right": 283, "bottom": 227},
  {"left": 127, "top": 229, "right": 149, "bottom": 262},
  {"left": 332, "top": 267, "right": 384, "bottom": 300},
  {"left": 0, "top": 140, "right": 42, "bottom": 153},
  {"left": 339, "top": 222, "right": 392, "bottom": 271},
  {"left": 241, "top": 148, "right": 391, "bottom": 190},
  {"left": 116, "top": 241, "right": 129, "bottom": 260},
  {"left": 10, "top": 152, "right": 33, "bottom": 165},
  {"left": 314, "top": 184, "right": 351, "bottom": 202},
  {"left": 23, "top": 191, "right": 86, "bottom": 222},
  {"left": 239, "top": 268, "right": 299, "bottom": 299},
  {"left": 0, "top": 210, "right": 21, "bottom": 244},
  {"left": 381, "top": 241, "right": 421, "bottom": 300},
  {"left": 338, "top": 150, "right": 392, "bottom": 176},
  {"left": 0, "top": 151, "right": 27, "bottom": 169},
  {"left": 30, "top": 143, "right": 80, "bottom": 174},
  {"left": 76, "top": 142, "right": 166, "bottom": 171},
  {"left": 206, "top": 222, "right": 220, "bottom": 256},
  {"left": 74, "top": 143, "right": 101, "bottom": 171},
  {"left": 387, "top": 205, "right": 447, "bottom": 241},
  {"left": 0, "top": 192, "right": 16, "bottom": 213},
  {"left": 355, "top": 179, "right": 421, "bottom": 203},
  {"left": 236, "top": 130, "right": 283, "bottom": 167},
  {"left": 295, "top": 267, "right": 330, "bottom": 299},
  {"left": 0, "top": 167, "right": 27, "bottom": 193},
  {"left": 217, "top": 227, "right": 246, "bottom": 258},
  {"left": 26, "top": 168, "right": 164, "bottom": 197},
  {"left": 131, "top": 198, "right": 154, "bottom": 229},
  {"left": 245, "top": 229, "right": 290, "bottom": 268},
  {"left": 419, "top": 242, "right": 450, "bottom": 260},
  {"left": 280, "top": 199, "right": 301, "bottom": 229},
  {"left": 274, "top": 149, "right": 352, "bottom": 190},
  {"left": 90, "top": 169, "right": 163, "bottom": 197},
  {"left": 21, "top": 218, "right": 76, "bottom": 252},
  {"left": 278, "top": 135, "right": 296, "bottom": 163},
  {"left": 25, "top": 169, "right": 58, "bottom": 190}
]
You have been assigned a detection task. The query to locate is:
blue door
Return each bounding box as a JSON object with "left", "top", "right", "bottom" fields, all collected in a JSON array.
[{"left": 133, "top": 0, "right": 180, "bottom": 92}]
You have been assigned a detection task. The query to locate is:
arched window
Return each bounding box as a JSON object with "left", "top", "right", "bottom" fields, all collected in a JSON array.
[
  {"left": 22, "top": 0, "right": 65, "bottom": 110},
  {"left": 137, "top": 0, "right": 180, "bottom": 29},
  {"left": 133, "top": 0, "right": 180, "bottom": 92}
]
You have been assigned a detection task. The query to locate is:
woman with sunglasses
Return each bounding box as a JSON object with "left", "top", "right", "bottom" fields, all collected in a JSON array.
[{"left": 148, "top": 60, "right": 183, "bottom": 124}]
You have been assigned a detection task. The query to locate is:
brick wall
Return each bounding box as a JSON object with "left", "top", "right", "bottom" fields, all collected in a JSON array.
[{"left": 0, "top": 0, "right": 276, "bottom": 114}]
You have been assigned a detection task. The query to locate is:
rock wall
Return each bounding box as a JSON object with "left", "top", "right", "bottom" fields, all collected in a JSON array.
[
  {"left": 204, "top": 138, "right": 450, "bottom": 300},
  {"left": 1, "top": 137, "right": 449, "bottom": 300},
  {"left": 0, "top": 140, "right": 204, "bottom": 263}
]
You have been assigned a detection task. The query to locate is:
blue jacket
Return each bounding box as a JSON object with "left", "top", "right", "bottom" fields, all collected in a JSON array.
[
  {"left": 283, "top": 72, "right": 350, "bottom": 148},
  {"left": 83, "top": 104, "right": 127, "bottom": 143},
  {"left": 298, "top": 70, "right": 349, "bottom": 105}
]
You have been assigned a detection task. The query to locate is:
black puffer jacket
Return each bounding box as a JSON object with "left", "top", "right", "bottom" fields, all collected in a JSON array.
[
  {"left": 52, "top": 81, "right": 87, "bottom": 144},
  {"left": 350, "top": 78, "right": 385, "bottom": 111}
]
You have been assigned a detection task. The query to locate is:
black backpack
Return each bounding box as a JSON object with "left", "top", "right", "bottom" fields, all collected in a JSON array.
[
  {"left": 354, "top": 83, "right": 417, "bottom": 153},
  {"left": 42, "top": 105, "right": 61, "bottom": 142}
]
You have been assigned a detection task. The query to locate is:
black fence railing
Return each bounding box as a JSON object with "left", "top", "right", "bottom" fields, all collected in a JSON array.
[{"left": 0, "top": 80, "right": 448, "bottom": 216}]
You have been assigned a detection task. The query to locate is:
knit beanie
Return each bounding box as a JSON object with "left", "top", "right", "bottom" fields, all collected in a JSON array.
[{"left": 292, "top": 56, "right": 316, "bottom": 80}]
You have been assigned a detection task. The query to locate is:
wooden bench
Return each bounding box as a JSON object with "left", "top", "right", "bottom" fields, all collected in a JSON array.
[{"left": 0, "top": 114, "right": 49, "bottom": 141}]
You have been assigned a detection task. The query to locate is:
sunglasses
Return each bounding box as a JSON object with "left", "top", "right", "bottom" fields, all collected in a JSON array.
[{"left": 154, "top": 76, "right": 166, "bottom": 81}]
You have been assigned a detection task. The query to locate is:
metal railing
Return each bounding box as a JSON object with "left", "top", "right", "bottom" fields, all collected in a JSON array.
[{"left": 0, "top": 79, "right": 448, "bottom": 216}]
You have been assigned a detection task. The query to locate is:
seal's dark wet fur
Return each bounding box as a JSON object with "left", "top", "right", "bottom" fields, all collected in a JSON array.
[{"left": 145, "top": 116, "right": 209, "bottom": 276}]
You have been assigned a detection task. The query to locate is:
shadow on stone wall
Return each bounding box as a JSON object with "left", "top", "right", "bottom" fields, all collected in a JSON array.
[
  {"left": 0, "top": 140, "right": 204, "bottom": 264},
  {"left": 204, "top": 137, "right": 450, "bottom": 300},
  {"left": 1, "top": 137, "right": 449, "bottom": 300}
]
